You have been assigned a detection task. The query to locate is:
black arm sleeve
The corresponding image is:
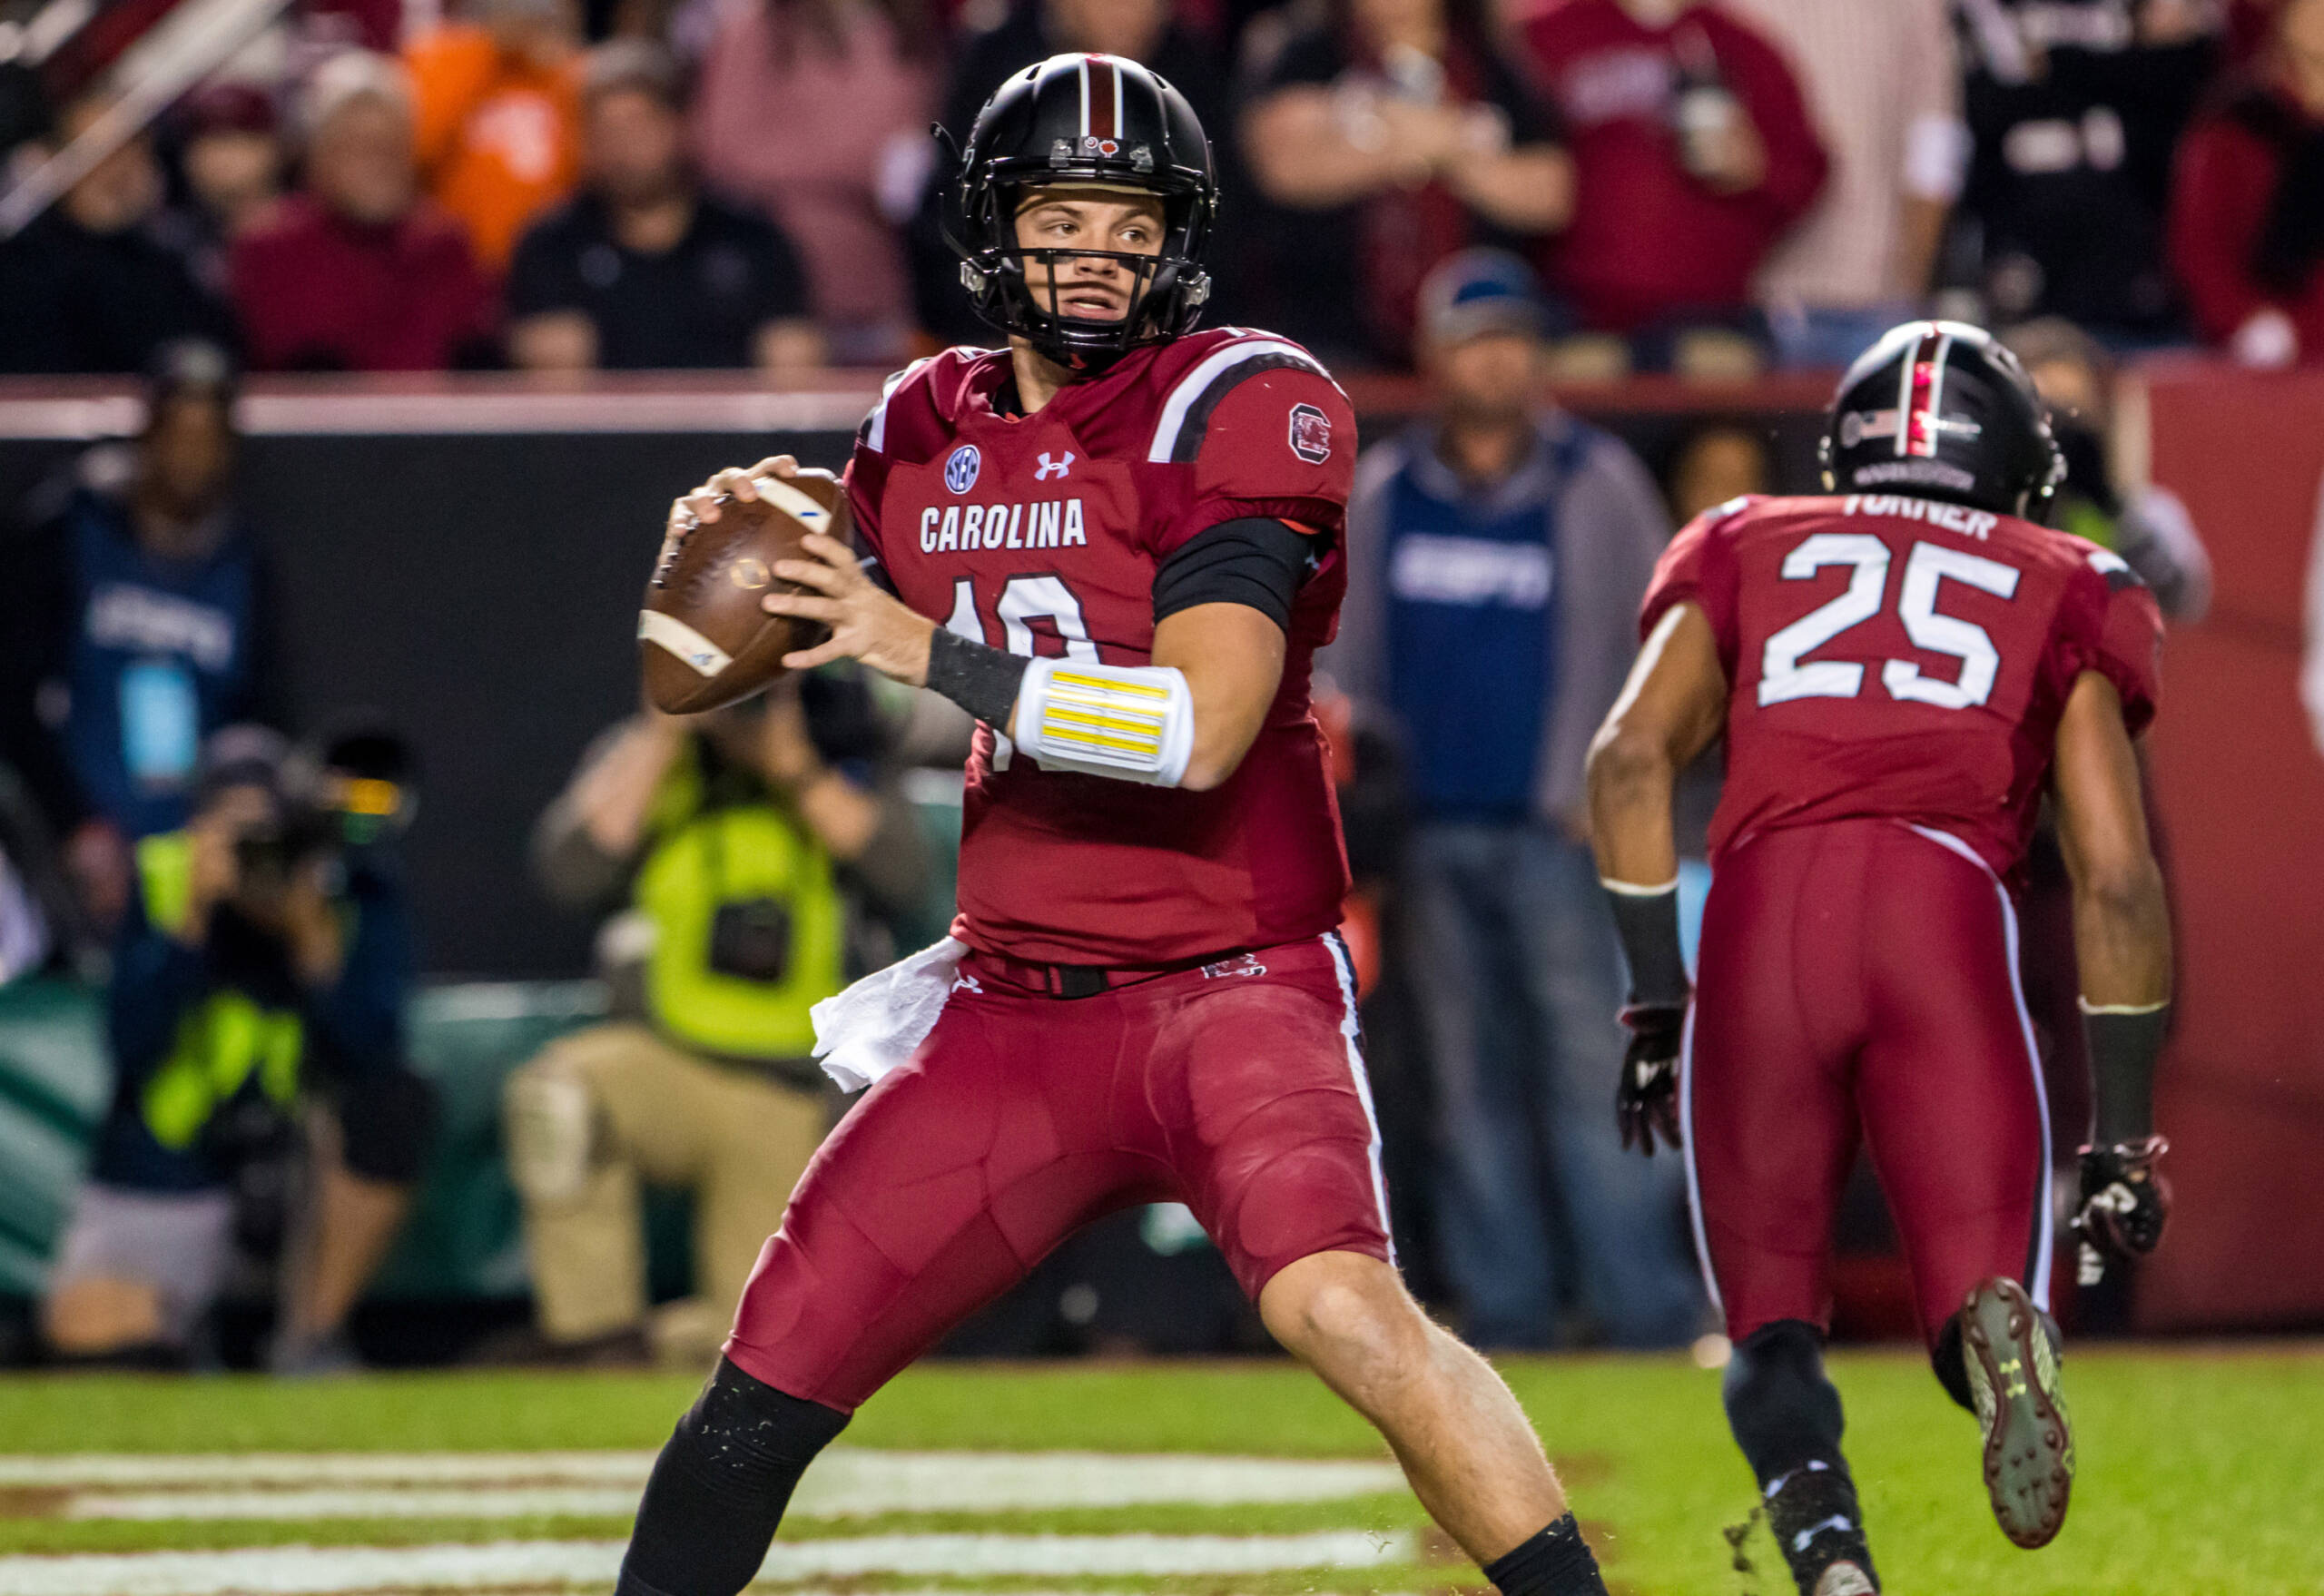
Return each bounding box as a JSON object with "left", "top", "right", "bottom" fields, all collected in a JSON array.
[
  {"left": 924, "top": 626, "right": 1028, "bottom": 729},
  {"left": 1151, "top": 517, "right": 1317, "bottom": 632},
  {"left": 1604, "top": 883, "right": 1691, "bottom": 1010}
]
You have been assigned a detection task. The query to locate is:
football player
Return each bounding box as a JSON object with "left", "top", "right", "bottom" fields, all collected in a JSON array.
[
  {"left": 614, "top": 55, "right": 1613, "bottom": 1596},
  {"left": 1586, "top": 323, "right": 2173, "bottom": 1595}
]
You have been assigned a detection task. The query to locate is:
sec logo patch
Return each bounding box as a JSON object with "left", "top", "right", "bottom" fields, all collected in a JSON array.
[
  {"left": 1288, "top": 403, "right": 1332, "bottom": 464},
  {"left": 945, "top": 444, "right": 981, "bottom": 494}
]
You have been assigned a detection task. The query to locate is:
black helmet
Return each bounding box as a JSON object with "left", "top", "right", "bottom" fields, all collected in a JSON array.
[
  {"left": 1819, "top": 320, "right": 2064, "bottom": 519},
  {"left": 947, "top": 54, "right": 1217, "bottom": 372}
]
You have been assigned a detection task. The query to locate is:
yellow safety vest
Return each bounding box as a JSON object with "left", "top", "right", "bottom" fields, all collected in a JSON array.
[
  {"left": 633, "top": 746, "right": 844, "bottom": 1062},
  {"left": 132, "top": 832, "right": 304, "bottom": 1150}
]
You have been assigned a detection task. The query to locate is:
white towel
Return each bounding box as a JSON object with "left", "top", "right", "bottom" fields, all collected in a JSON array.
[{"left": 810, "top": 936, "right": 970, "bottom": 1092}]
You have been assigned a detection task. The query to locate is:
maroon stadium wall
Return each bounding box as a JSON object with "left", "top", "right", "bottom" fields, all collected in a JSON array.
[{"left": 2136, "top": 366, "right": 2324, "bottom": 1332}]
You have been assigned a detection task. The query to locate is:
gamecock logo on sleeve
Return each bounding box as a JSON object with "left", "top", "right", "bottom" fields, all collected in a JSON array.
[{"left": 1288, "top": 403, "right": 1332, "bottom": 464}]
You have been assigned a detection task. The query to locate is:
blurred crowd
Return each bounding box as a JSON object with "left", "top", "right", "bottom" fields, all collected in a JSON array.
[
  {"left": 0, "top": 0, "right": 2322, "bottom": 378},
  {"left": 0, "top": 0, "right": 2270, "bottom": 1372}
]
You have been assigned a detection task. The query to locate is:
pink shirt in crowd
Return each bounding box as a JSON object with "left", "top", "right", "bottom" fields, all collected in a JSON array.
[
  {"left": 690, "top": 0, "right": 934, "bottom": 362},
  {"left": 1519, "top": 0, "right": 1828, "bottom": 333}
]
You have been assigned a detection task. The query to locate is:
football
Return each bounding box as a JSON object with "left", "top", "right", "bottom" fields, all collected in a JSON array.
[{"left": 637, "top": 468, "right": 845, "bottom": 714}]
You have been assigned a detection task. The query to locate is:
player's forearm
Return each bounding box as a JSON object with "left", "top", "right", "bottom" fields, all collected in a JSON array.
[
  {"left": 1585, "top": 727, "right": 1681, "bottom": 891},
  {"left": 2071, "top": 855, "right": 2171, "bottom": 1141}
]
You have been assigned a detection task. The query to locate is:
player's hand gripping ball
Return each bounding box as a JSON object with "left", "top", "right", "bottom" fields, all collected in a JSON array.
[
  {"left": 1616, "top": 1003, "right": 1688, "bottom": 1157},
  {"left": 639, "top": 459, "right": 846, "bottom": 714},
  {"left": 2073, "top": 1134, "right": 2171, "bottom": 1283}
]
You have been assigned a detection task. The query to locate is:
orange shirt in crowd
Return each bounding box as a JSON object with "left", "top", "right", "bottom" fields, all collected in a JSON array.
[{"left": 405, "top": 23, "right": 582, "bottom": 272}]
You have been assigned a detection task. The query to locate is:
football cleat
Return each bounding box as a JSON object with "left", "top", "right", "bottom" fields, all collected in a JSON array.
[{"left": 1960, "top": 1276, "right": 2074, "bottom": 1549}]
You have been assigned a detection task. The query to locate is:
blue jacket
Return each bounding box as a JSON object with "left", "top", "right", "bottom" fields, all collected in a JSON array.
[{"left": 0, "top": 470, "right": 278, "bottom": 839}]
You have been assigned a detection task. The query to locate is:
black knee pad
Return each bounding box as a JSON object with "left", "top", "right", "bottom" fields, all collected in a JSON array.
[
  {"left": 338, "top": 1068, "right": 438, "bottom": 1184},
  {"left": 1722, "top": 1318, "right": 1846, "bottom": 1485},
  {"left": 617, "top": 1356, "right": 851, "bottom": 1596}
]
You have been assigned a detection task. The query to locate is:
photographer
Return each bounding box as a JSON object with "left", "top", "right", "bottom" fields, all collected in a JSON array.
[
  {"left": 501, "top": 671, "right": 925, "bottom": 1366},
  {"left": 40, "top": 726, "right": 436, "bottom": 1370}
]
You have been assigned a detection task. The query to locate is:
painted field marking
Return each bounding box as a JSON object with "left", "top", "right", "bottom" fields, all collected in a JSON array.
[
  {"left": 0, "top": 1529, "right": 1424, "bottom": 1595},
  {"left": 0, "top": 1451, "right": 1408, "bottom": 1521}
]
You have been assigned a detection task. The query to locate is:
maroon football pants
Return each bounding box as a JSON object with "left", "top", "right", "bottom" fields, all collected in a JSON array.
[
  {"left": 1684, "top": 818, "right": 2053, "bottom": 1350},
  {"left": 724, "top": 935, "right": 1393, "bottom": 1411}
]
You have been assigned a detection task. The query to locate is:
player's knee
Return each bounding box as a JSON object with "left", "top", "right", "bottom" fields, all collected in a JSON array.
[
  {"left": 1722, "top": 1318, "right": 1846, "bottom": 1485},
  {"left": 338, "top": 1068, "right": 438, "bottom": 1186},
  {"left": 1262, "top": 1254, "right": 1423, "bottom": 1375}
]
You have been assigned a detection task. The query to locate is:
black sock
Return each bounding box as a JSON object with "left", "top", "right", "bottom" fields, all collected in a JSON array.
[
  {"left": 616, "top": 1356, "right": 851, "bottom": 1596},
  {"left": 1724, "top": 1320, "right": 1846, "bottom": 1481},
  {"left": 1483, "top": 1513, "right": 1606, "bottom": 1596}
]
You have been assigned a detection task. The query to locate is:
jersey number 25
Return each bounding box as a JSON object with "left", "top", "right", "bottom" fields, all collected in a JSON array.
[{"left": 1759, "top": 535, "right": 2021, "bottom": 712}]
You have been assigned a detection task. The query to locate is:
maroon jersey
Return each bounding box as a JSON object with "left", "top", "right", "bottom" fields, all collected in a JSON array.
[
  {"left": 1642, "top": 493, "right": 2164, "bottom": 885},
  {"left": 845, "top": 328, "right": 1359, "bottom": 967}
]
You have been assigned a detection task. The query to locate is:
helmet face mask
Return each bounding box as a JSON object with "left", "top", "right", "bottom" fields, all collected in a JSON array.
[
  {"left": 1819, "top": 320, "right": 2067, "bottom": 522},
  {"left": 949, "top": 55, "right": 1217, "bottom": 373}
]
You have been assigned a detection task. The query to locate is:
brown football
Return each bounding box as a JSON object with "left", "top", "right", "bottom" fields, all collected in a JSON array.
[{"left": 638, "top": 469, "right": 846, "bottom": 714}]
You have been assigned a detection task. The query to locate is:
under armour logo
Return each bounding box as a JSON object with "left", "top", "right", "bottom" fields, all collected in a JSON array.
[
  {"left": 951, "top": 972, "right": 983, "bottom": 994},
  {"left": 1035, "top": 451, "right": 1074, "bottom": 481}
]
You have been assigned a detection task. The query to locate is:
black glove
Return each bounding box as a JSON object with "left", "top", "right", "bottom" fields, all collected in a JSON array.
[
  {"left": 2073, "top": 1134, "right": 2171, "bottom": 1285},
  {"left": 1616, "top": 1003, "right": 1688, "bottom": 1157}
]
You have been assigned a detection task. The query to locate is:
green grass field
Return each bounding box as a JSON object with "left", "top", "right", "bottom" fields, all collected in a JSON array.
[{"left": 0, "top": 1346, "right": 2318, "bottom": 1594}]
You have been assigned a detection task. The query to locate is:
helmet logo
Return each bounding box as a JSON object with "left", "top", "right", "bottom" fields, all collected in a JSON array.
[
  {"left": 1049, "top": 139, "right": 1073, "bottom": 167},
  {"left": 945, "top": 445, "right": 981, "bottom": 494},
  {"left": 1130, "top": 145, "right": 1155, "bottom": 172},
  {"left": 1288, "top": 403, "right": 1333, "bottom": 464},
  {"left": 1080, "top": 135, "right": 1120, "bottom": 158}
]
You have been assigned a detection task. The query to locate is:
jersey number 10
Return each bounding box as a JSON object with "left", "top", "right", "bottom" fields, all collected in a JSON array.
[{"left": 1759, "top": 536, "right": 2021, "bottom": 712}]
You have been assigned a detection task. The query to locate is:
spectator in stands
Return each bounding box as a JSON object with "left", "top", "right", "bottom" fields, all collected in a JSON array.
[
  {"left": 1954, "top": 0, "right": 2219, "bottom": 339},
  {"left": 689, "top": 0, "right": 936, "bottom": 366},
  {"left": 2171, "top": 0, "right": 2324, "bottom": 367},
  {"left": 1322, "top": 251, "right": 1700, "bottom": 1349},
  {"left": 1517, "top": 0, "right": 1827, "bottom": 372},
  {"left": 178, "top": 83, "right": 286, "bottom": 252},
  {"left": 0, "top": 763, "right": 81, "bottom": 983},
  {"left": 1664, "top": 421, "right": 1772, "bottom": 524},
  {"left": 910, "top": 0, "right": 1221, "bottom": 347},
  {"left": 0, "top": 93, "right": 234, "bottom": 375},
  {"left": 1236, "top": 0, "right": 1573, "bottom": 369},
  {"left": 0, "top": 344, "right": 280, "bottom": 940},
  {"left": 231, "top": 53, "right": 497, "bottom": 372},
  {"left": 405, "top": 0, "right": 586, "bottom": 272},
  {"left": 1724, "top": 0, "right": 1969, "bottom": 368},
  {"left": 508, "top": 44, "right": 821, "bottom": 373},
  {"left": 2005, "top": 317, "right": 2213, "bottom": 616},
  {"left": 500, "top": 675, "right": 926, "bottom": 1365},
  {"left": 42, "top": 725, "right": 436, "bottom": 1371}
]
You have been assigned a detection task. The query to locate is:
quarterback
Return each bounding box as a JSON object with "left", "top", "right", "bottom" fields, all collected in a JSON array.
[
  {"left": 613, "top": 55, "right": 1611, "bottom": 1596},
  {"left": 1588, "top": 323, "right": 2173, "bottom": 1595}
]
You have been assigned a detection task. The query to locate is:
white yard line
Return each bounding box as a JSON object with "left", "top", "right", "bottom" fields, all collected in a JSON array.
[
  {"left": 3, "top": 1451, "right": 1407, "bottom": 1520},
  {"left": 0, "top": 1530, "right": 1423, "bottom": 1595}
]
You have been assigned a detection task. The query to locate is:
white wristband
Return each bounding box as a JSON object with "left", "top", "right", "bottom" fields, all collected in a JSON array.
[{"left": 1010, "top": 656, "right": 1196, "bottom": 787}]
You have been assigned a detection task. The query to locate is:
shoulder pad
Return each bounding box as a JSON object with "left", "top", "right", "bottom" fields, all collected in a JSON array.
[{"left": 1146, "top": 333, "right": 1344, "bottom": 465}]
